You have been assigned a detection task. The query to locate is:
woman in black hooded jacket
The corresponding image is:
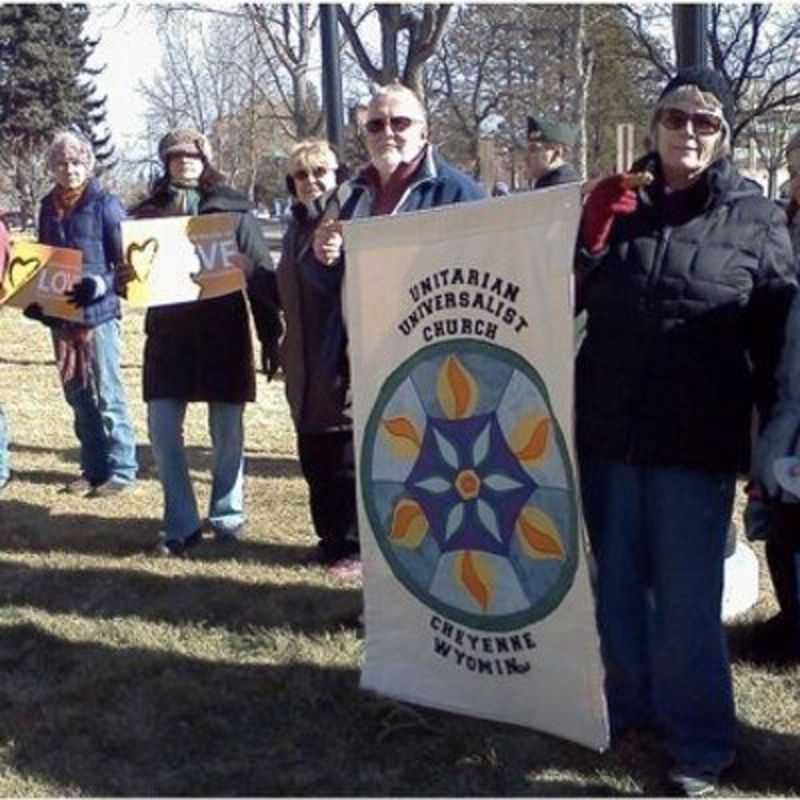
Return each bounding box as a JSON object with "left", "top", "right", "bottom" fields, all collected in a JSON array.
[{"left": 575, "top": 68, "right": 796, "bottom": 795}]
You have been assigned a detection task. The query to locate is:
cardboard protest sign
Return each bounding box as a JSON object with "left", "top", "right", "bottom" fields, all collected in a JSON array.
[
  {"left": 121, "top": 213, "right": 250, "bottom": 307},
  {"left": 0, "top": 241, "right": 83, "bottom": 322},
  {"left": 344, "top": 188, "right": 609, "bottom": 751}
]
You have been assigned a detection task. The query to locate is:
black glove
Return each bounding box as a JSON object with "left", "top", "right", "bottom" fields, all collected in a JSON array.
[
  {"left": 261, "top": 340, "right": 280, "bottom": 382},
  {"left": 23, "top": 302, "right": 47, "bottom": 324},
  {"left": 65, "top": 277, "right": 102, "bottom": 308}
]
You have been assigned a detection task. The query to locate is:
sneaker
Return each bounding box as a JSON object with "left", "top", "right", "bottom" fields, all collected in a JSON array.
[
  {"left": 62, "top": 476, "right": 93, "bottom": 496},
  {"left": 0, "top": 474, "right": 10, "bottom": 492},
  {"left": 90, "top": 477, "right": 135, "bottom": 498},
  {"left": 328, "top": 556, "right": 363, "bottom": 582},
  {"left": 667, "top": 765, "right": 720, "bottom": 797},
  {"left": 153, "top": 528, "right": 203, "bottom": 558}
]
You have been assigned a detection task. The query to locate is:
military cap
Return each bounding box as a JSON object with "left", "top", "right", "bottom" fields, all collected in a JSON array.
[{"left": 527, "top": 116, "right": 578, "bottom": 147}]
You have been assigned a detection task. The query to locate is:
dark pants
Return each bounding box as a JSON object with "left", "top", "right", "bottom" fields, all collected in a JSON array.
[
  {"left": 297, "top": 431, "right": 359, "bottom": 562},
  {"left": 767, "top": 504, "right": 800, "bottom": 635},
  {"left": 580, "top": 457, "right": 736, "bottom": 771}
]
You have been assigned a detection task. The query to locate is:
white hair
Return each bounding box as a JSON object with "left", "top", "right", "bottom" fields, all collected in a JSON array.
[{"left": 47, "top": 130, "right": 96, "bottom": 173}]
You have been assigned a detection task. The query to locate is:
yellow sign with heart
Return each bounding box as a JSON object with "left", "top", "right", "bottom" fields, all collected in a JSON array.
[
  {"left": 0, "top": 241, "right": 83, "bottom": 321},
  {"left": 120, "top": 213, "right": 249, "bottom": 308}
]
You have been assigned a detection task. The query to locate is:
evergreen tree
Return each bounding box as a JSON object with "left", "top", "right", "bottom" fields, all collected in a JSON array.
[{"left": 0, "top": 4, "right": 113, "bottom": 218}]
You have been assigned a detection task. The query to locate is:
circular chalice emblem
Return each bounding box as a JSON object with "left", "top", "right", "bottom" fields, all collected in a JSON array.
[{"left": 361, "top": 340, "right": 578, "bottom": 632}]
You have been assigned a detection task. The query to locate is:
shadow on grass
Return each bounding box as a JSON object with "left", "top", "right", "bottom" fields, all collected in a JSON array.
[
  {"left": 10, "top": 441, "right": 81, "bottom": 462},
  {"left": 0, "top": 622, "right": 648, "bottom": 797},
  {"left": 246, "top": 452, "right": 303, "bottom": 480},
  {"left": 8, "top": 466, "right": 77, "bottom": 488},
  {"left": 1, "top": 500, "right": 314, "bottom": 565},
  {"left": 0, "top": 355, "right": 54, "bottom": 367},
  {"left": 7, "top": 441, "right": 299, "bottom": 482},
  {"left": 0, "top": 561, "right": 362, "bottom": 635}
]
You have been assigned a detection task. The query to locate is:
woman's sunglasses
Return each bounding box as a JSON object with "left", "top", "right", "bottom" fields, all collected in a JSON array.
[
  {"left": 657, "top": 108, "right": 722, "bottom": 136},
  {"left": 291, "top": 166, "right": 332, "bottom": 182},
  {"left": 364, "top": 116, "right": 420, "bottom": 135}
]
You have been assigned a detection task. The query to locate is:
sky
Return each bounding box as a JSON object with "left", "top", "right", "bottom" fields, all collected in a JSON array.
[{"left": 85, "top": 5, "right": 162, "bottom": 154}]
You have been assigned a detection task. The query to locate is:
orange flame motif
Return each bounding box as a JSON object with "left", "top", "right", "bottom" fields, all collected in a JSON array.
[
  {"left": 437, "top": 355, "right": 478, "bottom": 420},
  {"left": 516, "top": 506, "right": 565, "bottom": 560},
  {"left": 382, "top": 415, "right": 422, "bottom": 459},
  {"left": 456, "top": 551, "right": 492, "bottom": 611},
  {"left": 510, "top": 414, "right": 550, "bottom": 465},
  {"left": 390, "top": 499, "right": 429, "bottom": 548}
]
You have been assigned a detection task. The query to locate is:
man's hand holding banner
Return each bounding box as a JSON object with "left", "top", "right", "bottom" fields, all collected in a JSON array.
[{"left": 120, "top": 213, "right": 250, "bottom": 307}]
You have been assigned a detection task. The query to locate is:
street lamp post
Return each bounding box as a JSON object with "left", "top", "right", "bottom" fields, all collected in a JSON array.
[
  {"left": 672, "top": 4, "right": 708, "bottom": 69},
  {"left": 319, "top": 4, "right": 345, "bottom": 155}
]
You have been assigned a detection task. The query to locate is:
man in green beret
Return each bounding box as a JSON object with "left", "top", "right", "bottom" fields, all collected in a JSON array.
[{"left": 526, "top": 116, "right": 580, "bottom": 189}]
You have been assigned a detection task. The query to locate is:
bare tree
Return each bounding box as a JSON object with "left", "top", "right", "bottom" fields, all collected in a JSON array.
[
  {"left": 136, "top": 8, "right": 293, "bottom": 202},
  {"left": 243, "top": 4, "right": 324, "bottom": 140},
  {"left": 337, "top": 4, "right": 453, "bottom": 99},
  {"left": 426, "top": 6, "right": 512, "bottom": 176},
  {"left": 621, "top": 3, "right": 800, "bottom": 142}
]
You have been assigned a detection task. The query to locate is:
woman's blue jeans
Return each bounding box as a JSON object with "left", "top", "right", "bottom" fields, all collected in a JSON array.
[
  {"left": 52, "top": 318, "right": 138, "bottom": 485},
  {"left": 580, "top": 457, "right": 736, "bottom": 772},
  {"left": 147, "top": 399, "right": 245, "bottom": 541}
]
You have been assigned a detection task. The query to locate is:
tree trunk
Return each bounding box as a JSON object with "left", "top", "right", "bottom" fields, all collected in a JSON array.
[{"left": 573, "top": 6, "right": 593, "bottom": 181}]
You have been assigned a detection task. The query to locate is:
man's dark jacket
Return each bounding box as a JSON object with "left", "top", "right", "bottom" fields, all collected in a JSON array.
[
  {"left": 534, "top": 162, "right": 580, "bottom": 190},
  {"left": 576, "top": 153, "right": 797, "bottom": 473},
  {"left": 294, "top": 146, "right": 485, "bottom": 424},
  {"left": 130, "top": 182, "right": 281, "bottom": 404}
]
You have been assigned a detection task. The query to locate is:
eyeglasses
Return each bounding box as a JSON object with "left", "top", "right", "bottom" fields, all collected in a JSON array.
[
  {"left": 291, "top": 166, "right": 332, "bottom": 182},
  {"left": 657, "top": 108, "right": 722, "bottom": 136},
  {"left": 365, "top": 116, "right": 422, "bottom": 135}
]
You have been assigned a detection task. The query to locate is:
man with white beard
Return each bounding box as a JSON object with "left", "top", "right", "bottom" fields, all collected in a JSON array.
[{"left": 304, "top": 81, "right": 485, "bottom": 581}]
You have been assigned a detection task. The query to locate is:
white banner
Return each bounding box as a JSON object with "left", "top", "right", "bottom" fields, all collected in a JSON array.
[{"left": 344, "top": 187, "right": 609, "bottom": 751}]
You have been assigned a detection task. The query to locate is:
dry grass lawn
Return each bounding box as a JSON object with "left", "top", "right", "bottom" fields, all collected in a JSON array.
[{"left": 0, "top": 306, "right": 799, "bottom": 797}]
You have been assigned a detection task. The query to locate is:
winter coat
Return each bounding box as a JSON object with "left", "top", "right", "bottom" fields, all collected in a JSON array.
[
  {"left": 276, "top": 204, "right": 353, "bottom": 433},
  {"left": 38, "top": 179, "right": 125, "bottom": 327},
  {"left": 534, "top": 162, "right": 580, "bottom": 190},
  {"left": 752, "top": 292, "right": 800, "bottom": 500},
  {"left": 576, "top": 153, "right": 797, "bottom": 474},
  {"left": 785, "top": 199, "right": 800, "bottom": 256},
  {"left": 130, "top": 182, "right": 281, "bottom": 404},
  {"left": 288, "top": 146, "right": 485, "bottom": 430}
]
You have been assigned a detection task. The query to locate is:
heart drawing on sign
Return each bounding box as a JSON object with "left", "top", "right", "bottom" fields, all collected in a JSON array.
[
  {"left": 7, "top": 256, "right": 42, "bottom": 289},
  {"left": 126, "top": 238, "right": 159, "bottom": 282}
]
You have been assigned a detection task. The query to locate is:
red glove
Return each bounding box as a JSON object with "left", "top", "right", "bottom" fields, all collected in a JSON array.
[{"left": 580, "top": 175, "right": 638, "bottom": 255}]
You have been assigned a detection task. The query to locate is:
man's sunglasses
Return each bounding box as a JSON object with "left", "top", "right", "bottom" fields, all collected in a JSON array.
[
  {"left": 291, "top": 166, "right": 332, "bottom": 182},
  {"left": 365, "top": 116, "right": 421, "bottom": 134},
  {"left": 657, "top": 108, "right": 722, "bottom": 136}
]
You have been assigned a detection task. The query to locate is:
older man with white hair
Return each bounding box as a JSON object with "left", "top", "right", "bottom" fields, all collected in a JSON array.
[
  {"left": 30, "top": 130, "right": 138, "bottom": 497},
  {"left": 299, "top": 82, "right": 485, "bottom": 580}
]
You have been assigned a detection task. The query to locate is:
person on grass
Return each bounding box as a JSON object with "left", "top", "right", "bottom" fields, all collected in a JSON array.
[
  {"left": 575, "top": 67, "right": 796, "bottom": 796},
  {"left": 274, "top": 140, "right": 358, "bottom": 575},
  {"left": 744, "top": 129, "right": 800, "bottom": 664},
  {"left": 307, "top": 81, "right": 485, "bottom": 580},
  {"left": 127, "top": 128, "right": 282, "bottom": 557},
  {"left": 32, "top": 131, "right": 138, "bottom": 498}
]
